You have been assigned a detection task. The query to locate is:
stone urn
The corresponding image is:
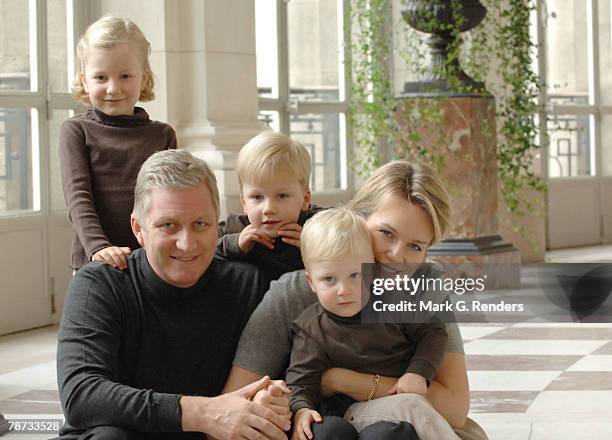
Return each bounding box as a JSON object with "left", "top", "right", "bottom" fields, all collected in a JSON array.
[{"left": 402, "top": 0, "right": 488, "bottom": 96}]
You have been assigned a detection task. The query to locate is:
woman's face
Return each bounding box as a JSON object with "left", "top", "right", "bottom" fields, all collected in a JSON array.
[{"left": 365, "top": 195, "right": 434, "bottom": 265}]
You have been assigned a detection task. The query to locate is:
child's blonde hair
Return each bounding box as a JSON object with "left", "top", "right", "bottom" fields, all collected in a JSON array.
[
  {"left": 237, "top": 131, "right": 312, "bottom": 192},
  {"left": 72, "top": 15, "right": 155, "bottom": 104},
  {"left": 349, "top": 160, "right": 450, "bottom": 245},
  {"left": 301, "top": 207, "right": 373, "bottom": 268}
]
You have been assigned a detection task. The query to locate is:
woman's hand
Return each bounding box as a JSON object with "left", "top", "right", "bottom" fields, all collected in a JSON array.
[
  {"left": 388, "top": 373, "right": 427, "bottom": 396},
  {"left": 292, "top": 408, "right": 322, "bottom": 440}
]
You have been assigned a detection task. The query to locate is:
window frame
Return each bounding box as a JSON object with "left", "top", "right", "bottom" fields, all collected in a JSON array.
[{"left": 257, "top": 0, "right": 354, "bottom": 201}]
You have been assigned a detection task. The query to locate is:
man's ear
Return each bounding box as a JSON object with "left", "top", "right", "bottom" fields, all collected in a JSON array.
[
  {"left": 131, "top": 214, "right": 145, "bottom": 247},
  {"left": 301, "top": 190, "right": 311, "bottom": 211},
  {"left": 304, "top": 271, "right": 315, "bottom": 293}
]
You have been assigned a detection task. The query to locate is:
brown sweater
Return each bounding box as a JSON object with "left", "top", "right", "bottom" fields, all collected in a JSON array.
[
  {"left": 286, "top": 302, "right": 448, "bottom": 415},
  {"left": 59, "top": 107, "right": 177, "bottom": 270}
]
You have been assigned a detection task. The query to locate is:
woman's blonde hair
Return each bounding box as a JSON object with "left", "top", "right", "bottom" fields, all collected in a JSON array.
[
  {"left": 237, "top": 131, "right": 312, "bottom": 192},
  {"left": 301, "top": 207, "right": 373, "bottom": 267},
  {"left": 72, "top": 15, "right": 155, "bottom": 103},
  {"left": 349, "top": 160, "right": 451, "bottom": 244}
]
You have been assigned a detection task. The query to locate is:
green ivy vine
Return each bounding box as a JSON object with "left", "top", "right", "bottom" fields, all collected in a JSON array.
[{"left": 348, "top": 0, "right": 546, "bottom": 217}]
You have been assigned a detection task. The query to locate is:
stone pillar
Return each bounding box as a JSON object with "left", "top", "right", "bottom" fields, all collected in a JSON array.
[
  {"left": 395, "top": 96, "right": 521, "bottom": 287},
  {"left": 154, "top": 0, "right": 264, "bottom": 218}
]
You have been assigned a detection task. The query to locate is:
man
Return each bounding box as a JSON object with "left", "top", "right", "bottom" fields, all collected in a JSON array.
[{"left": 55, "top": 150, "right": 290, "bottom": 439}]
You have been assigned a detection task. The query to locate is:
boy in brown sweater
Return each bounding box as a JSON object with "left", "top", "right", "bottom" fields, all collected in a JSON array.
[{"left": 287, "top": 207, "right": 448, "bottom": 440}]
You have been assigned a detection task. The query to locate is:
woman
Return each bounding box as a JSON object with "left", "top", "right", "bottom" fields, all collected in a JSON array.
[{"left": 223, "top": 161, "right": 488, "bottom": 440}]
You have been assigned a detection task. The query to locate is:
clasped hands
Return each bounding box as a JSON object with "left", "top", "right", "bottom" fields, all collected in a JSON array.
[{"left": 238, "top": 222, "right": 302, "bottom": 253}]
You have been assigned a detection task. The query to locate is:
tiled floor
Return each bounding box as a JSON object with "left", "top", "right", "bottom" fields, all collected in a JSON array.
[
  {"left": 3, "top": 322, "right": 612, "bottom": 439},
  {"left": 1, "top": 244, "right": 611, "bottom": 439}
]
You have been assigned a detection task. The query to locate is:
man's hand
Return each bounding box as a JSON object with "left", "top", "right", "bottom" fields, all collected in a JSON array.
[
  {"left": 180, "top": 376, "right": 290, "bottom": 439},
  {"left": 292, "top": 408, "right": 322, "bottom": 440},
  {"left": 277, "top": 223, "right": 302, "bottom": 248},
  {"left": 238, "top": 224, "right": 275, "bottom": 253},
  {"left": 92, "top": 246, "right": 131, "bottom": 270},
  {"left": 252, "top": 380, "right": 291, "bottom": 422},
  {"left": 388, "top": 373, "right": 427, "bottom": 396}
]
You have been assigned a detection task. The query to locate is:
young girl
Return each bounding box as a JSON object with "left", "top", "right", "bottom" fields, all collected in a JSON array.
[{"left": 59, "top": 15, "right": 176, "bottom": 271}]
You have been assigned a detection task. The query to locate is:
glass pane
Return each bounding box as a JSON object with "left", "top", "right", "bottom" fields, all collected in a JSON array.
[
  {"left": 600, "top": 115, "right": 612, "bottom": 175},
  {"left": 0, "top": 108, "right": 34, "bottom": 213},
  {"left": 256, "top": 0, "right": 278, "bottom": 98},
  {"left": 288, "top": 0, "right": 341, "bottom": 102},
  {"left": 50, "top": 109, "right": 73, "bottom": 210},
  {"left": 0, "top": 1, "right": 32, "bottom": 91},
  {"left": 545, "top": 0, "right": 589, "bottom": 105},
  {"left": 547, "top": 114, "right": 592, "bottom": 177},
  {"left": 290, "top": 112, "right": 343, "bottom": 191},
  {"left": 47, "top": 0, "right": 70, "bottom": 93},
  {"left": 258, "top": 111, "right": 280, "bottom": 132}
]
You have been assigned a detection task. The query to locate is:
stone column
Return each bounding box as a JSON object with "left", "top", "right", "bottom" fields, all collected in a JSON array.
[
  {"left": 163, "top": 0, "right": 265, "bottom": 217},
  {"left": 395, "top": 96, "right": 521, "bottom": 287}
]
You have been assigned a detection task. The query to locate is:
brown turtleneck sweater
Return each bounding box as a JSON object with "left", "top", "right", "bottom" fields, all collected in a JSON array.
[{"left": 59, "top": 107, "right": 177, "bottom": 270}]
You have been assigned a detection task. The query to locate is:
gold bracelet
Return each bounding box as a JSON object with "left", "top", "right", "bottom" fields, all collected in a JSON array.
[{"left": 367, "top": 374, "right": 380, "bottom": 400}]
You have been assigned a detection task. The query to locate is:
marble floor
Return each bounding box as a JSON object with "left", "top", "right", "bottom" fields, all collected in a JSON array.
[{"left": 1, "top": 244, "right": 611, "bottom": 439}]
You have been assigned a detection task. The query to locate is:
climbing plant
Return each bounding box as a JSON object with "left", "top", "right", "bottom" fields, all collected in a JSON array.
[{"left": 348, "top": 0, "right": 546, "bottom": 216}]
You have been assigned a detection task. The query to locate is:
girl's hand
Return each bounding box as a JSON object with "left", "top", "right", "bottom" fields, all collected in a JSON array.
[
  {"left": 277, "top": 222, "right": 302, "bottom": 248},
  {"left": 388, "top": 373, "right": 427, "bottom": 396},
  {"left": 292, "top": 408, "right": 322, "bottom": 440},
  {"left": 92, "top": 246, "right": 131, "bottom": 270}
]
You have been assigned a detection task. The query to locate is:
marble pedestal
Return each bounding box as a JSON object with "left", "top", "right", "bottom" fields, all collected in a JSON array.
[{"left": 395, "top": 96, "right": 520, "bottom": 288}]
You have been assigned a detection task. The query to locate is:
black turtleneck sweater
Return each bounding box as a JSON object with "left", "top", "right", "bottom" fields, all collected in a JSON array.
[
  {"left": 216, "top": 205, "right": 324, "bottom": 283},
  {"left": 286, "top": 302, "right": 448, "bottom": 415},
  {"left": 59, "top": 107, "right": 177, "bottom": 270},
  {"left": 56, "top": 248, "right": 267, "bottom": 437}
]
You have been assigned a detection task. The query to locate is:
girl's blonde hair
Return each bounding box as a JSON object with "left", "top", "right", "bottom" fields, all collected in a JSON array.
[
  {"left": 72, "top": 15, "right": 155, "bottom": 103},
  {"left": 301, "top": 207, "right": 373, "bottom": 267},
  {"left": 349, "top": 160, "right": 451, "bottom": 245}
]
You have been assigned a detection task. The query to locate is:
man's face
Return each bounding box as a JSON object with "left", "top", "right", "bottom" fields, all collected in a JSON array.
[
  {"left": 131, "top": 183, "right": 217, "bottom": 288},
  {"left": 240, "top": 172, "right": 310, "bottom": 238}
]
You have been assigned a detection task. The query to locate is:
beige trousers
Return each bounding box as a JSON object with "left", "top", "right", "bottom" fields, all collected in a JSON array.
[{"left": 343, "top": 394, "right": 488, "bottom": 440}]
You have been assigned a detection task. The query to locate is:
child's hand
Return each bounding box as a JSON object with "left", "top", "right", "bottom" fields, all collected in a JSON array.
[
  {"left": 292, "top": 408, "right": 322, "bottom": 440},
  {"left": 277, "top": 222, "right": 302, "bottom": 248},
  {"left": 388, "top": 373, "right": 427, "bottom": 396},
  {"left": 92, "top": 246, "right": 131, "bottom": 270},
  {"left": 238, "top": 224, "right": 275, "bottom": 253},
  {"left": 252, "top": 380, "right": 292, "bottom": 423}
]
